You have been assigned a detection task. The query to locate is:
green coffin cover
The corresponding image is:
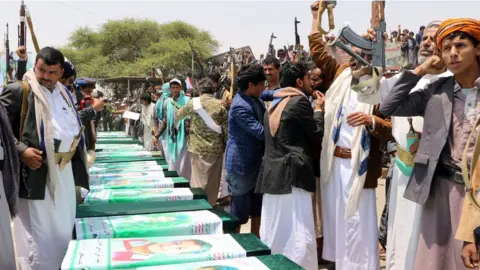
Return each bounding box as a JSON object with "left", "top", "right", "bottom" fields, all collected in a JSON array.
[
  {"left": 76, "top": 199, "right": 212, "bottom": 219},
  {"left": 94, "top": 156, "right": 167, "bottom": 164},
  {"left": 89, "top": 161, "right": 172, "bottom": 173},
  {"left": 125, "top": 255, "right": 302, "bottom": 269},
  {"left": 83, "top": 188, "right": 207, "bottom": 205},
  {"left": 89, "top": 177, "right": 189, "bottom": 190},
  {"left": 61, "top": 234, "right": 269, "bottom": 269},
  {"left": 74, "top": 209, "right": 238, "bottom": 240}
]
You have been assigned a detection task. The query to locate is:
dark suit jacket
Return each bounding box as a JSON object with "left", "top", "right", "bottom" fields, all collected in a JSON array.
[
  {"left": 0, "top": 82, "right": 89, "bottom": 199},
  {"left": 256, "top": 94, "right": 324, "bottom": 194},
  {"left": 379, "top": 71, "right": 454, "bottom": 204}
]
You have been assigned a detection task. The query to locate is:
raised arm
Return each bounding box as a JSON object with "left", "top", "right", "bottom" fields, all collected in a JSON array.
[
  {"left": 379, "top": 71, "right": 434, "bottom": 117},
  {"left": 309, "top": 2, "right": 342, "bottom": 90}
]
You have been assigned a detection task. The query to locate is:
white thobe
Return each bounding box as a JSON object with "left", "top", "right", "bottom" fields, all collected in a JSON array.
[
  {"left": 322, "top": 90, "right": 380, "bottom": 270},
  {"left": 14, "top": 85, "right": 79, "bottom": 270},
  {"left": 0, "top": 139, "right": 17, "bottom": 269},
  {"left": 261, "top": 187, "right": 318, "bottom": 270},
  {"left": 358, "top": 71, "right": 452, "bottom": 270},
  {"left": 141, "top": 103, "right": 155, "bottom": 151}
]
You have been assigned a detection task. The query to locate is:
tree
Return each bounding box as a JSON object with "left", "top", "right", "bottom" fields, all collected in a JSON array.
[{"left": 61, "top": 19, "right": 219, "bottom": 78}]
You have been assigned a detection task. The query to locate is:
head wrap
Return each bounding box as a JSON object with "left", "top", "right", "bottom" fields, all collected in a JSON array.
[
  {"left": 75, "top": 78, "right": 96, "bottom": 90},
  {"left": 435, "top": 18, "right": 480, "bottom": 49}
]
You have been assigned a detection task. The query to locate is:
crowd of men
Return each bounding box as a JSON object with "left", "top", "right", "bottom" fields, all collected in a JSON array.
[{"left": 1, "top": 1, "right": 480, "bottom": 270}]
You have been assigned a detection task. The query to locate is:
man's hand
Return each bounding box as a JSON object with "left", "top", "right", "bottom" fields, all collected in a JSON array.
[
  {"left": 152, "top": 137, "right": 159, "bottom": 147},
  {"left": 20, "top": 148, "right": 43, "bottom": 169},
  {"left": 415, "top": 55, "right": 446, "bottom": 76},
  {"left": 92, "top": 98, "right": 105, "bottom": 112},
  {"left": 311, "top": 1, "right": 321, "bottom": 20},
  {"left": 363, "top": 28, "right": 389, "bottom": 43},
  {"left": 16, "top": 46, "right": 27, "bottom": 60},
  {"left": 313, "top": 91, "right": 325, "bottom": 111},
  {"left": 347, "top": 112, "right": 373, "bottom": 127},
  {"left": 221, "top": 98, "right": 232, "bottom": 109},
  {"left": 462, "top": 242, "right": 479, "bottom": 268}
]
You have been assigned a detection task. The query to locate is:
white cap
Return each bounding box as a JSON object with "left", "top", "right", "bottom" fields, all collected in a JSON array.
[{"left": 169, "top": 78, "right": 182, "bottom": 86}]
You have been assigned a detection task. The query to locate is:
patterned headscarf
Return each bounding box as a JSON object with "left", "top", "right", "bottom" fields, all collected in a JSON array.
[{"left": 435, "top": 18, "right": 480, "bottom": 49}]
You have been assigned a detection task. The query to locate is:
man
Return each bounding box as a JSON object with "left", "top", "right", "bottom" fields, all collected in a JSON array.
[
  {"left": 277, "top": 49, "right": 288, "bottom": 66},
  {"left": 175, "top": 78, "right": 228, "bottom": 206},
  {"left": 309, "top": 2, "right": 393, "bottom": 269},
  {"left": 0, "top": 100, "right": 19, "bottom": 269},
  {"left": 102, "top": 99, "right": 114, "bottom": 131},
  {"left": 354, "top": 20, "right": 452, "bottom": 270},
  {"left": 225, "top": 63, "right": 268, "bottom": 237},
  {"left": 310, "top": 67, "right": 328, "bottom": 93},
  {"left": 257, "top": 62, "right": 325, "bottom": 270},
  {"left": 76, "top": 78, "right": 98, "bottom": 151},
  {"left": 58, "top": 61, "right": 104, "bottom": 127},
  {"left": 415, "top": 26, "right": 425, "bottom": 63},
  {"left": 140, "top": 93, "right": 155, "bottom": 151},
  {"left": 164, "top": 78, "right": 191, "bottom": 179},
  {"left": 380, "top": 18, "right": 480, "bottom": 270},
  {"left": 0, "top": 47, "right": 88, "bottom": 269},
  {"left": 263, "top": 56, "right": 281, "bottom": 90}
]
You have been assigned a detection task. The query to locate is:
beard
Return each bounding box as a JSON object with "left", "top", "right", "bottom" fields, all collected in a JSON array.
[{"left": 417, "top": 54, "right": 429, "bottom": 65}]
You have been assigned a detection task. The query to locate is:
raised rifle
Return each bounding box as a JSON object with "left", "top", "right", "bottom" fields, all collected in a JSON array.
[
  {"left": 227, "top": 47, "right": 237, "bottom": 100},
  {"left": 18, "top": 0, "right": 27, "bottom": 48},
  {"left": 267, "top": 33, "right": 276, "bottom": 56},
  {"left": 25, "top": 6, "right": 40, "bottom": 53},
  {"left": 327, "top": 1, "right": 386, "bottom": 73},
  {"left": 284, "top": 45, "right": 291, "bottom": 62},
  {"left": 4, "top": 24, "right": 11, "bottom": 81},
  {"left": 294, "top": 17, "right": 301, "bottom": 47},
  {"left": 188, "top": 41, "right": 205, "bottom": 78}
]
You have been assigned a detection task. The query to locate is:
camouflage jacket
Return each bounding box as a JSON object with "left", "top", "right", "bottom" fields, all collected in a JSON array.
[{"left": 175, "top": 94, "right": 228, "bottom": 156}]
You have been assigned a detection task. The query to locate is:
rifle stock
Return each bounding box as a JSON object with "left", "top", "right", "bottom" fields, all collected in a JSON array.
[
  {"left": 26, "top": 9, "right": 40, "bottom": 53},
  {"left": 188, "top": 41, "right": 205, "bottom": 78}
]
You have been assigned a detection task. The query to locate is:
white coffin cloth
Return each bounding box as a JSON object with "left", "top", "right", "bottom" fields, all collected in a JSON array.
[
  {"left": 260, "top": 186, "right": 318, "bottom": 270},
  {"left": 13, "top": 85, "right": 79, "bottom": 270},
  {"left": 322, "top": 157, "right": 379, "bottom": 270},
  {"left": 217, "top": 152, "right": 229, "bottom": 199}
]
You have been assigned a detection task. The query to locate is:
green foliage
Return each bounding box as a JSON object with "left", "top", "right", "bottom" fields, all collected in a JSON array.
[{"left": 61, "top": 18, "right": 219, "bottom": 78}]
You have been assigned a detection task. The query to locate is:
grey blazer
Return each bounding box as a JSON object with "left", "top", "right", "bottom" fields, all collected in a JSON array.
[{"left": 379, "top": 71, "right": 455, "bottom": 205}]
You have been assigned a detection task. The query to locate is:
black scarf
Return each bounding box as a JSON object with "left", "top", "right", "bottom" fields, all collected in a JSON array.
[{"left": 0, "top": 103, "right": 20, "bottom": 217}]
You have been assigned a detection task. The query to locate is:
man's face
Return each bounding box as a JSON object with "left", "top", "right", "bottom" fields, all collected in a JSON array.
[
  {"left": 349, "top": 47, "right": 363, "bottom": 70},
  {"left": 392, "top": 32, "right": 398, "bottom": 38},
  {"left": 298, "top": 73, "right": 313, "bottom": 96},
  {"left": 34, "top": 58, "right": 63, "bottom": 90},
  {"left": 59, "top": 75, "right": 75, "bottom": 92},
  {"left": 417, "top": 27, "right": 439, "bottom": 64},
  {"left": 310, "top": 68, "right": 327, "bottom": 93},
  {"left": 441, "top": 35, "right": 480, "bottom": 75},
  {"left": 263, "top": 64, "right": 279, "bottom": 83},
  {"left": 81, "top": 86, "right": 95, "bottom": 96},
  {"left": 170, "top": 83, "right": 182, "bottom": 98},
  {"left": 247, "top": 81, "right": 266, "bottom": 97}
]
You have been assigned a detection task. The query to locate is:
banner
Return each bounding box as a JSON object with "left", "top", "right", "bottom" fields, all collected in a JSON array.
[
  {"left": 61, "top": 234, "right": 246, "bottom": 269},
  {"left": 133, "top": 257, "right": 271, "bottom": 270},
  {"left": 90, "top": 161, "right": 160, "bottom": 170},
  {"left": 75, "top": 210, "right": 223, "bottom": 240},
  {"left": 123, "top": 110, "right": 141, "bottom": 120},
  {"left": 385, "top": 43, "right": 403, "bottom": 71},
  {"left": 84, "top": 188, "right": 194, "bottom": 204}
]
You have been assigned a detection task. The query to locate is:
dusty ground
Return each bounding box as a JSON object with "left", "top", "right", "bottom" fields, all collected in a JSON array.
[{"left": 238, "top": 178, "right": 388, "bottom": 270}]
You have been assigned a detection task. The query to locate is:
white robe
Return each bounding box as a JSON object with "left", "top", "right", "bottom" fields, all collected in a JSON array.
[
  {"left": 14, "top": 86, "right": 79, "bottom": 270},
  {"left": 357, "top": 71, "right": 452, "bottom": 269},
  {"left": 261, "top": 187, "right": 318, "bottom": 270},
  {"left": 322, "top": 90, "right": 380, "bottom": 270},
  {"left": 141, "top": 103, "right": 155, "bottom": 151}
]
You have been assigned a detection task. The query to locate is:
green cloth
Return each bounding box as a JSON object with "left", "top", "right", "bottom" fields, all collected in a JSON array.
[
  {"left": 157, "top": 83, "right": 172, "bottom": 140},
  {"left": 166, "top": 93, "right": 190, "bottom": 162}
]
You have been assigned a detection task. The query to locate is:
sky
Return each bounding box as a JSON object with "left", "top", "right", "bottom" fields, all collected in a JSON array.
[{"left": 0, "top": 0, "right": 479, "bottom": 59}]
